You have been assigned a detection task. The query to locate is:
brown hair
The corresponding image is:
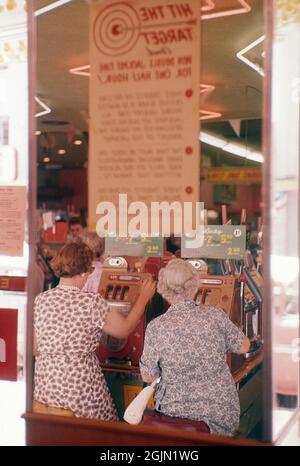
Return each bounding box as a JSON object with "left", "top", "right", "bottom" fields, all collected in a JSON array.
[{"left": 50, "top": 242, "right": 93, "bottom": 278}]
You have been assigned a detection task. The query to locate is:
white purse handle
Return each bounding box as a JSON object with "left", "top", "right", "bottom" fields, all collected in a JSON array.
[{"left": 123, "top": 377, "right": 161, "bottom": 425}]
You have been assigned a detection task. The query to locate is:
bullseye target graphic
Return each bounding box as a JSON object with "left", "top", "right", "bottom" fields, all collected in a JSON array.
[{"left": 93, "top": 2, "right": 141, "bottom": 57}]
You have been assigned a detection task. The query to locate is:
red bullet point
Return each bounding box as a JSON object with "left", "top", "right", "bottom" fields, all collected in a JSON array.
[{"left": 185, "top": 146, "right": 193, "bottom": 155}]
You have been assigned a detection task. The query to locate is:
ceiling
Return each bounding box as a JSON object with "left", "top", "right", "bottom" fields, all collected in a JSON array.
[{"left": 34, "top": 0, "right": 264, "bottom": 169}]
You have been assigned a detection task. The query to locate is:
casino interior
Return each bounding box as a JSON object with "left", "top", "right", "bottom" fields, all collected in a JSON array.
[{"left": 0, "top": 0, "right": 300, "bottom": 446}]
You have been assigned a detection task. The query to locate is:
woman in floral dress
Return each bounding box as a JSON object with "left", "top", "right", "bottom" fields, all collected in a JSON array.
[{"left": 34, "top": 242, "right": 155, "bottom": 420}]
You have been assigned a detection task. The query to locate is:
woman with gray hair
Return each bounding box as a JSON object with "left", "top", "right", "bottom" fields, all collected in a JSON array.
[{"left": 140, "top": 258, "right": 250, "bottom": 436}]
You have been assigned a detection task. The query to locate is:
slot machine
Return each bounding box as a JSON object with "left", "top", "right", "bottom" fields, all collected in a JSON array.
[
  {"left": 189, "top": 259, "right": 245, "bottom": 375},
  {"left": 221, "top": 206, "right": 264, "bottom": 357},
  {"left": 96, "top": 257, "right": 153, "bottom": 367},
  {"left": 243, "top": 251, "right": 263, "bottom": 354},
  {"left": 241, "top": 211, "right": 264, "bottom": 356},
  {"left": 96, "top": 253, "right": 173, "bottom": 417}
]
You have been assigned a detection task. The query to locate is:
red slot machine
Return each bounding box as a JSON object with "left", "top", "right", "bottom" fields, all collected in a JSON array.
[
  {"left": 96, "top": 257, "right": 153, "bottom": 367},
  {"left": 96, "top": 253, "right": 175, "bottom": 367}
]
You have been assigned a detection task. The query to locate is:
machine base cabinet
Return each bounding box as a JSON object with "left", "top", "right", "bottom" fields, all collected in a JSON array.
[{"left": 238, "top": 367, "right": 262, "bottom": 438}]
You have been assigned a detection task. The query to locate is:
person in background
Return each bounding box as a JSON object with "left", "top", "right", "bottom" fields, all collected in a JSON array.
[
  {"left": 33, "top": 242, "right": 156, "bottom": 420},
  {"left": 81, "top": 233, "right": 106, "bottom": 293},
  {"left": 67, "top": 216, "right": 86, "bottom": 242},
  {"left": 139, "top": 258, "right": 250, "bottom": 436},
  {"left": 166, "top": 236, "right": 181, "bottom": 256}
]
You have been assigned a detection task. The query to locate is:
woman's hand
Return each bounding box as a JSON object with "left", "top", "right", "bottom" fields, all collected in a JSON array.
[
  {"left": 103, "top": 277, "right": 156, "bottom": 339},
  {"left": 138, "top": 277, "right": 156, "bottom": 304}
]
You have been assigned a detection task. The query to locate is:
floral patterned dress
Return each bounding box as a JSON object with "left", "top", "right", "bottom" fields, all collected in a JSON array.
[
  {"left": 33, "top": 285, "right": 118, "bottom": 421},
  {"left": 140, "top": 300, "right": 245, "bottom": 435}
]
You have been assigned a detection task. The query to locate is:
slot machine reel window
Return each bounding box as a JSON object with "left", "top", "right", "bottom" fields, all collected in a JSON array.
[
  {"left": 195, "top": 289, "right": 218, "bottom": 305},
  {"left": 100, "top": 295, "right": 132, "bottom": 352}
]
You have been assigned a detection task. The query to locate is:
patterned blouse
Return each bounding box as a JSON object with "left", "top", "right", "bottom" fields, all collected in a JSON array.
[
  {"left": 140, "top": 300, "right": 245, "bottom": 435},
  {"left": 33, "top": 285, "right": 117, "bottom": 421}
]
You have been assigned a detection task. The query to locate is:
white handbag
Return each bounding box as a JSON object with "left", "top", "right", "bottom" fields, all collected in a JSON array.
[{"left": 123, "top": 378, "right": 161, "bottom": 425}]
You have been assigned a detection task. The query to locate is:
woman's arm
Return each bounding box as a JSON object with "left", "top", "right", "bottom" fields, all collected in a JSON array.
[
  {"left": 236, "top": 335, "right": 251, "bottom": 354},
  {"left": 102, "top": 278, "right": 156, "bottom": 339}
]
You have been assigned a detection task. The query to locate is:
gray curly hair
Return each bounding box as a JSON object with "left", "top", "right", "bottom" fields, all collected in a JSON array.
[
  {"left": 79, "top": 232, "right": 105, "bottom": 258},
  {"left": 157, "top": 258, "right": 199, "bottom": 304}
]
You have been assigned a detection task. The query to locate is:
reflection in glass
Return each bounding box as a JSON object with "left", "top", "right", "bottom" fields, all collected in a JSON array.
[{"left": 270, "top": 0, "right": 300, "bottom": 440}]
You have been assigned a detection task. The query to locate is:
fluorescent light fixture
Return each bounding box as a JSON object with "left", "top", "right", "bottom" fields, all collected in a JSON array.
[
  {"left": 73, "top": 139, "right": 82, "bottom": 145},
  {"left": 200, "top": 131, "right": 227, "bottom": 148},
  {"left": 202, "top": 0, "right": 251, "bottom": 20},
  {"left": 236, "top": 35, "right": 265, "bottom": 76},
  {"left": 35, "top": 96, "right": 51, "bottom": 118},
  {"left": 222, "top": 142, "right": 247, "bottom": 156},
  {"left": 58, "top": 149, "right": 66, "bottom": 155},
  {"left": 34, "top": 0, "right": 73, "bottom": 17},
  {"left": 43, "top": 157, "right": 50, "bottom": 163},
  {"left": 69, "top": 65, "right": 90, "bottom": 77},
  {"left": 222, "top": 144, "right": 264, "bottom": 163},
  {"left": 200, "top": 131, "right": 264, "bottom": 163}
]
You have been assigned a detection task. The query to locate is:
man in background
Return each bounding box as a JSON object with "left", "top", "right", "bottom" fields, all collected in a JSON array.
[{"left": 67, "top": 217, "right": 86, "bottom": 242}]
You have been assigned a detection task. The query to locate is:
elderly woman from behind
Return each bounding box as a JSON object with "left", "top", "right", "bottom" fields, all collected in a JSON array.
[
  {"left": 33, "top": 242, "right": 155, "bottom": 420},
  {"left": 140, "top": 259, "right": 250, "bottom": 436}
]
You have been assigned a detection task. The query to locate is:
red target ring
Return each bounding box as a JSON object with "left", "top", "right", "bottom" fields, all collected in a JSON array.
[{"left": 93, "top": 2, "right": 141, "bottom": 57}]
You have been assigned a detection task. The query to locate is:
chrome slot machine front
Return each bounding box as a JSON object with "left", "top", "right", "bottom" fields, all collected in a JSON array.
[{"left": 96, "top": 257, "right": 153, "bottom": 368}]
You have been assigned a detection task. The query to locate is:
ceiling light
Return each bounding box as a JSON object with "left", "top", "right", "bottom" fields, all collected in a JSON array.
[
  {"left": 35, "top": 96, "right": 51, "bottom": 118},
  {"left": 200, "top": 84, "right": 216, "bottom": 95},
  {"left": 58, "top": 149, "right": 66, "bottom": 155},
  {"left": 73, "top": 139, "right": 82, "bottom": 145},
  {"left": 200, "top": 110, "right": 222, "bottom": 121},
  {"left": 200, "top": 131, "right": 227, "bottom": 148},
  {"left": 200, "top": 131, "right": 264, "bottom": 163},
  {"left": 222, "top": 142, "right": 247, "bottom": 156},
  {"left": 69, "top": 65, "right": 90, "bottom": 77},
  {"left": 35, "top": 130, "right": 41, "bottom": 135},
  {"left": 222, "top": 143, "right": 264, "bottom": 163},
  {"left": 202, "top": 0, "right": 251, "bottom": 20},
  {"left": 43, "top": 157, "right": 50, "bottom": 163},
  {"left": 201, "top": 0, "right": 215, "bottom": 12},
  {"left": 34, "top": 0, "right": 73, "bottom": 17},
  {"left": 236, "top": 35, "right": 265, "bottom": 76},
  {"left": 199, "top": 84, "right": 223, "bottom": 120}
]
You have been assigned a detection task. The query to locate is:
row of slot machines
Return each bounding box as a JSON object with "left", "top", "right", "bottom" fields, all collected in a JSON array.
[{"left": 96, "top": 253, "right": 263, "bottom": 376}]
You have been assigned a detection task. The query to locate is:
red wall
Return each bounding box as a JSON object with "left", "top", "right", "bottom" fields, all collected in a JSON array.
[{"left": 200, "top": 180, "right": 261, "bottom": 221}]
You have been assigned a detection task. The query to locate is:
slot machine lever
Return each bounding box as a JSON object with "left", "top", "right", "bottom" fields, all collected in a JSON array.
[
  {"left": 243, "top": 267, "right": 263, "bottom": 304},
  {"left": 239, "top": 274, "right": 246, "bottom": 332}
]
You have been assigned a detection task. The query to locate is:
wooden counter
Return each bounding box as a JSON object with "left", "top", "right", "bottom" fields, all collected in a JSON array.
[
  {"left": 233, "top": 353, "right": 263, "bottom": 384},
  {"left": 23, "top": 412, "right": 268, "bottom": 446}
]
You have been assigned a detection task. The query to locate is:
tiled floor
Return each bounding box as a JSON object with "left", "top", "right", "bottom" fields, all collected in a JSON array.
[{"left": 0, "top": 381, "right": 25, "bottom": 446}]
